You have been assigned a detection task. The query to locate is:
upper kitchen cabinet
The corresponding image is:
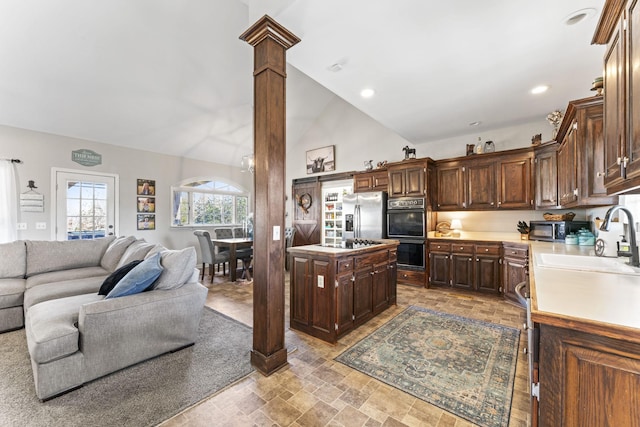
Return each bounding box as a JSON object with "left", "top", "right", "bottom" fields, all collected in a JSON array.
[
  {"left": 387, "top": 159, "right": 427, "bottom": 198},
  {"left": 353, "top": 169, "right": 388, "bottom": 193},
  {"left": 534, "top": 142, "right": 559, "bottom": 209},
  {"left": 555, "top": 96, "right": 618, "bottom": 207},
  {"left": 593, "top": 0, "right": 640, "bottom": 194},
  {"left": 435, "top": 148, "right": 533, "bottom": 211}
]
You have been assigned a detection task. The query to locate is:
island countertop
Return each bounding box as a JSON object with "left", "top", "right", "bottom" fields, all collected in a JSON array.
[
  {"left": 287, "top": 239, "right": 399, "bottom": 257},
  {"left": 528, "top": 241, "right": 640, "bottom": 344}
]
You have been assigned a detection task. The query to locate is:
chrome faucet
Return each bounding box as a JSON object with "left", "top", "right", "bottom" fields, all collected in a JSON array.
[{"left": 600, "top": 206, "right": 640, "bottom": 267}]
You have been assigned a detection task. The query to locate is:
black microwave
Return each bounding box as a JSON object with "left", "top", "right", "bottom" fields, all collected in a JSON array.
[{"left": 528, "top": 220, "right": 591, "bottom": 242}]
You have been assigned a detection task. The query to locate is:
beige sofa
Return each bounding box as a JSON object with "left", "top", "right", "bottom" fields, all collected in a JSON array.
[{"left": 0, "top": 236, "right": 207, "bottom": 400}]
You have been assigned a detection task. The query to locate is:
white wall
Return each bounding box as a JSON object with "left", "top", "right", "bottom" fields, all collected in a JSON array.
[{"left": 0, "top": 125, "right": 253, "bottom": 254}]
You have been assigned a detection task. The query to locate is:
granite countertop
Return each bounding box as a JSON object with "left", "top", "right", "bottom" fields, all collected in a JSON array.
[
  {"left": 528, "top": 241, "right": 640, "bottom": 343},
  {"left": 427, "top": 231, "right": 526, "bottom": 244},
  {"left": 287, "top": 239, "right": 399, "bottom": 256}
]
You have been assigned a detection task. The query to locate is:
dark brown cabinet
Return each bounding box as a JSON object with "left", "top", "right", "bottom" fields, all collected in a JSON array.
[
  {"left": 534, "top": 142, "right": 559, "bottom": 209},
  {"left": 289, "top": 244, "right": 397, "bottom": 344},
  {"left": 502, "top": 242, "right": 528, "bottom": 307},
  {"left": 428, "top": 240, "right": 501, "bottom": 294},
  {"left": 388, "top": 160, "right": 426, "bottom": 197},
  {"left": 555, "top": 97, "right": 618, "bottom": 207},
  {"left": 537, "top": 324, "right": 640, "bottom": 427},
  {"left": 435, "top": 149, "right": 533, "bottom": 211},
  {"left": 594, "top": 0, "right": 640, "bottom": 194},
  {"left": 353, "top": 170, "right": 388, "bottom": 193}
]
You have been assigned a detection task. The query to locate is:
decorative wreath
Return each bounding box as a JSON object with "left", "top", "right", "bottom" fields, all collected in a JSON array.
[{"left": 296, "top": 193, "right": 312, "bottom": 214}]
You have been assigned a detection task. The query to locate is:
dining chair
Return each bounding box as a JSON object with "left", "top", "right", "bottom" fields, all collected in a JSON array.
[
  {"left": 193, "top": 230, "right": 230, "bottom": 282},
  {"left": 233, "top": 227, "right": 246, "bottom": 238},
  {"left": 284, "top": 227, "right": 296, "bottom": 271},
  {"left": 212, "top": 228, "right": 234, "bottom": 272}
]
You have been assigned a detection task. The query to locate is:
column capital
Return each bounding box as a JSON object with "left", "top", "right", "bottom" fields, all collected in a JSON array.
[{"left": 240, "top": 15, "right": 300, "bottom": 49}]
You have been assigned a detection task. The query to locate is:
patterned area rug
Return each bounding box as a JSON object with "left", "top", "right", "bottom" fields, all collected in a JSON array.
[{"left": 336, "top": 306, "right": 520, "bottom": 427}]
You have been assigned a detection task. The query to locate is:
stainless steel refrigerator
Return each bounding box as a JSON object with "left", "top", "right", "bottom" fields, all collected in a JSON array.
[{"left": 343, "top": 191, "right": 387, "bottom": 240}]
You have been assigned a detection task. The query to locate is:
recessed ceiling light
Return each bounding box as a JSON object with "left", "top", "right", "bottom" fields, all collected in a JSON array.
[
  {"left": 360, "top": 88, "right": 375, "bottom": 98},
  {"left": 531, "top": 85, "right": 549, "bottom": 95},
  {"left": 564, "top": 8, "right": 596, "bottom": 26},
  {"left": 328, "top": 63, "right": 343, "bottom": 72},
  {"left": 469, "top": 121, "right": 481, "bottom": 127}
]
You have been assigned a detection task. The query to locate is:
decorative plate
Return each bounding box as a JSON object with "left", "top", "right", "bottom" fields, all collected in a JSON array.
[
  {"left": 436, "top": 221, "right": 452, "bottom": 237},
  {"left": 297, "top": 193, "right": 312, "bottom": 213}
]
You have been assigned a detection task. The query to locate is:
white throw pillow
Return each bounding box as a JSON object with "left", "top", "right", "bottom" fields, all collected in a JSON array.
[
  {"left": 101, "top": 236, "right": 136, "bottom": 272},
  {"left": 152, "top": 247, "right": 197, "bottom": 290}
]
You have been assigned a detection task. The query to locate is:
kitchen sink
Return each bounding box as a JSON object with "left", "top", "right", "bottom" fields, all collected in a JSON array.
[{"left": 534, "top": 252, "right": 640, "bottom": 275}]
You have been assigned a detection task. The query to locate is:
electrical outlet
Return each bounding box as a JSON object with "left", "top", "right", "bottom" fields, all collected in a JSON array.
[
  {"left": 317, "top": 275, "right": 325, "bottom": 288},
  {"left": 17, "top": 223, "right": 27, "bottom": 230},
  {"left": 273, "top": 225, "right": 280, "bottom": 240},
  {"left": 36, "top": 222, "right": 47, "bottom": 230}
]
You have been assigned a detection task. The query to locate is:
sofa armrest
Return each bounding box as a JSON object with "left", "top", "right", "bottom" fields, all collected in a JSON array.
[{"left": 77, "top": 282, "right": 207, "bottom": 381}]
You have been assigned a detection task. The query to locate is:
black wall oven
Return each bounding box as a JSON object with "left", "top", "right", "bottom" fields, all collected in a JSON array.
[{"left": 387, "top": 198, "right": 426, "bottom": 270}]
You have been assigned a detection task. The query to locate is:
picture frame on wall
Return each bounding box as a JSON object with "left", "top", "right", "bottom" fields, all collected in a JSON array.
[
  {"left": 306, "top": 145, "right": 335, "bottom": 174},
  {"left": 137, "top": 179, "right": 155, "bottom": 196},
  {"left": 137, "top": 214, "right": 156, "bottom": 230},
  {"left": 137, "top": 196, "right": 155, "bottom": 213}
]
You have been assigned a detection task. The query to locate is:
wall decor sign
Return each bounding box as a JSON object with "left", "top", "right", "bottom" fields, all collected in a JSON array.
[
  {"left": 306, "top": 145, "right": 335, "bottom": 174},
  {"left": 20, "top": 193, "right": 44, "bottom": 212},
  {"left": 137, "top": 179, "right": 156, "bottom": 230},
  {"left": 72, "top": 149, "right": 102, "bottom": 167}
]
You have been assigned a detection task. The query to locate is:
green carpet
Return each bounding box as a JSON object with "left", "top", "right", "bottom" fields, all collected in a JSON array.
[
  {"left": 0, "top": 307, "right": 253, "bottom": 427},
  {"left": 336, "top": 306, "right": 520, "bottom": 427}
]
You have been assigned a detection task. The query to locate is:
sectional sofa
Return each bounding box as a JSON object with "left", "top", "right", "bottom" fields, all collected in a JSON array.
[{"left": 0, "top": 236, "right": 208, "bottom": 400}]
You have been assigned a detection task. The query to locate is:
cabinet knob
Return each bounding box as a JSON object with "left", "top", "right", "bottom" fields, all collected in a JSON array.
[
  {"left": 490, "top": 202, "right": 494, "bottom": 206},
  {"left": 596, "top": 171, "right": 605, "bottom": 177},
  {"left": 485, "top": 248, "right": 489, "bottom": 252},
  {"left": 460, "top": 246, "right": 464, "bottom": 250}
]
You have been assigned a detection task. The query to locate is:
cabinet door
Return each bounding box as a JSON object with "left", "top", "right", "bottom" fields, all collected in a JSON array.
[
  {"left": 627, "top": 0, "right": 640, "bottom": 182},
  {"left": 290, "top": 256, "right": 312, "bottom": 326},
  {"left": 437, "top": 165, "right": 465, "bottom": 210},
  {"left": 535, "top": 146, "right": 558, "bottom": 209},
  {"left": 354, "top": 174, "right": 373, "bottom": 192},
  {"left": 429, "top": 252, "right": 450, "bottom": 286},
  {"left": 581, "top": 104, "right": 610, "bottom": 200},
  {"left": 353, "top": 267, "right": 373, "bottom": 322},
  {"left": 387, "top": 258, "right": 397, "bottom": 305},
  {"left": 467, "top": 161, "right": 496, "bottom": 209},
  {"left": 335, "top": 273, "right": 354, "bottom": 336},
  {"left": 371, "top": 260, "right": 389, "bottom": 314},
  {"left": 388, "top": 169, "right": 406, "bottom": 197},
  {"left": 311, "top": 260, "right": 333, "bottom": 334},
  {"left": 497, "top": 155, "right": 533, "bottom": 209},
  {"left": 451, "top": 254, "right": 474, "bottom": 290},
  {"left": 476, "top": 255, "right": 501, "bottom": 294},
  {"left": 603, "top": 19, "right": 625, "bottom": 188},
  {"left": 404, "top": 166, "right": 425, "bottom": 196},
  {"left": 503, "top": 256, "right": 527, "bottom": 307},
  {"left": 372, "top": 171, "right": 389, "bottom": 192}
]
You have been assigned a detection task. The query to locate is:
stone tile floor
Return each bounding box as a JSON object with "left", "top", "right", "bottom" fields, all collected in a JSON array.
[{"left": 161, "top": 270, "right": 530, "bottom": 427}]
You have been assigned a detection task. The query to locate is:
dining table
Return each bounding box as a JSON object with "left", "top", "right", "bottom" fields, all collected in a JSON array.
[{"left": 210, "top": 237, "right": 253, "bottom": 282}]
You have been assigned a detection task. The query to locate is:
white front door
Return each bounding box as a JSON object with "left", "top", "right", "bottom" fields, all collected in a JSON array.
[{"left": 53, "top": 169, "right": 118, "bottom": 240}]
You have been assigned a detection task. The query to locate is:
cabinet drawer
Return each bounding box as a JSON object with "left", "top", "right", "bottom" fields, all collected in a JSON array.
[
  {"left": 451, "top": 243, "right": 474, "bottom": 254},
  {"left": 475, "top": 244, "right": 501, "bottom": 256},
  {"left": 337, "top": 258, "right": 354, "bottom": 274},
  {"left": 429, "top": 241, "right": 451, "bottom": 252},
  {"left": 503, "top": 245, "right": 528, "bottom": 259},
  {"left": 355, "top": 251, "right": 388, "bottom": 269},
  {"left": 398, "top": 269, "right": 426, "bottom": 287}
]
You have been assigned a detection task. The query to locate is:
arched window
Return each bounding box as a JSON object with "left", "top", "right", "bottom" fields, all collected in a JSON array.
[{"left": 171, "top": 178, "right": 249, "bottom": 226}]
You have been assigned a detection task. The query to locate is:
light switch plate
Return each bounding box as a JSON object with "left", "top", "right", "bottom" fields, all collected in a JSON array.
[
  {"left": 273, "top": 225, "right": 280, "bottom": 240},
  {"left": 17, "top": 223, "right": 27, "bottom": 230}
]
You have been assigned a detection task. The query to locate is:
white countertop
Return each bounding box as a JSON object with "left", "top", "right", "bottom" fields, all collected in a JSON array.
[{"left": 529, "top": 241, "right": 640, "bottom": 333}]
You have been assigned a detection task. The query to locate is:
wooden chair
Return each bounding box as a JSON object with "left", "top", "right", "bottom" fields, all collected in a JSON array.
[{"left": 193, "top": 230, "right": 230, "bottom": 282}]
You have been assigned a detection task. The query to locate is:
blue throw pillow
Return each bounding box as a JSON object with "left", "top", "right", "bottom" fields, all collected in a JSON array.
[
  {"left": 98, "top": 260, "right": 143, "bottom": 296},
  {"left": 105, "top": 253, "right": 163, "bottom": 299}
]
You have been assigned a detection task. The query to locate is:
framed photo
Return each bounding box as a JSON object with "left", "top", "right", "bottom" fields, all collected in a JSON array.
[
  {"left": 137, "top": 196, "right": 155, "bottom": 213},
  {"left": 306, "top": 145, "right": 335, "bottom": 174},
  {"left": 137, "top": 179, "right": 155, "bottom": 196},
  {"left": 137, "top": 214, "right": 156, "bottom": 230}
]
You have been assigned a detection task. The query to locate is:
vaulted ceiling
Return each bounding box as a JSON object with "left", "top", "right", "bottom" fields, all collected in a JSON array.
[{"left": 0, "top": 0, "right": 606, "bottom": 166}]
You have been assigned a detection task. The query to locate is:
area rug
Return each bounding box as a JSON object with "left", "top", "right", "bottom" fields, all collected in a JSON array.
[
  {"left": 0, "top": 307, "right": 253, "bottom": 427},
  {"left": 335, "top": 306, "right": 520, "bottom": 427}
]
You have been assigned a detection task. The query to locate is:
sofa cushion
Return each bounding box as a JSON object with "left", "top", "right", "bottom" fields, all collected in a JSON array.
[
  {"left": 26, "top": 266, "right": 110, "bottom": 289},
  {"left": 24, "top": 276, "right": 106, "bottom": 311},
  {"left": 116, "top": 240, "right": 155, "bottom": 268},
  {"left": 0, "top": 278, "right": 26, "bottom": 308},
  {"left": 26, "top": 293, "right": 104, "bottom": 364},
  {"left": 100, "top": 236, "right": 136, "bottom": 272},
  {"left": 25, "top": 236, "right": 115, "bottom": 277},
  {"left": 106, "top": 253, "right": 163, "bottom": 299},
  {"left": 0, "top": 241, "right": 26, "bottom": 279},
  {"left": 98, "top": 260, "right": 143, "bottom": 296},
  {"left": 152, "top": 247, "right": 197, "bottom": 290}
]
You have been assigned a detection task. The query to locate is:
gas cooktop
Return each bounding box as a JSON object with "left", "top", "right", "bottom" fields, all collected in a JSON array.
[{"left": 318, "top": 239, "right": 382, "bottom": 249}]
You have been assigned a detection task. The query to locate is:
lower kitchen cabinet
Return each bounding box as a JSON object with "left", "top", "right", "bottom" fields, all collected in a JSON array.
[
  {"left": 537, "top": 324, "right": 640, "bottom": 426},
  {"left": 428, "top": 240, "right": 501, "bottom": 294},
  {"left": 502, "top": 242, "right": 529, "bottom": 307},
  {"left": 289, "top": 243, "right": 398, "bottom": 344}
]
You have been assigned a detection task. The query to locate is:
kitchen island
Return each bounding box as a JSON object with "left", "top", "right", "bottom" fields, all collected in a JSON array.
[
  {"left": 527, "top": 242, "right": 640, "bottom": 426},
  {"left": 288, "top": 239, "right": 399, "bottom": 344}
]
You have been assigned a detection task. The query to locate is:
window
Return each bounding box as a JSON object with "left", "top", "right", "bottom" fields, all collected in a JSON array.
[{"left": 172, "top": 178, "right": 249, "bottom": 226}]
